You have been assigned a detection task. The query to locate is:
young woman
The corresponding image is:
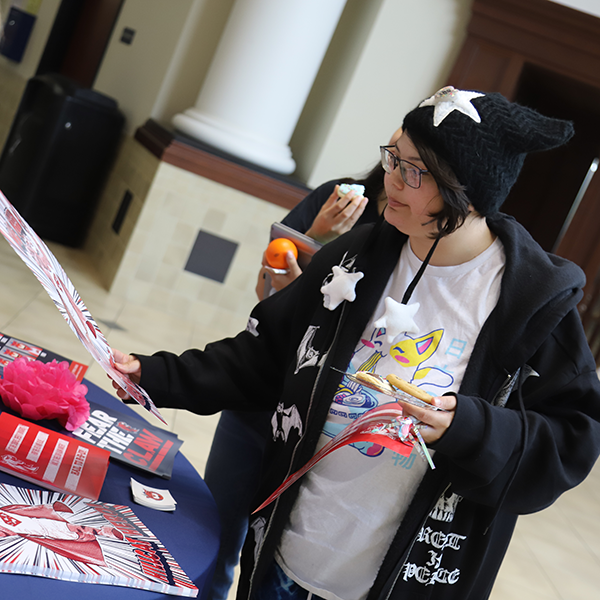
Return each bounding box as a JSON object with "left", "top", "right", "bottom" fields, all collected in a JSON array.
[
  {"left": 113, "top": 87, "right": 600, "bottom": 600},
  {"left": 205, "top": 127, "right": 403, "bottom": 600},
  {"left": 208, "top": 165, "right": 386, "bottom": 600}
]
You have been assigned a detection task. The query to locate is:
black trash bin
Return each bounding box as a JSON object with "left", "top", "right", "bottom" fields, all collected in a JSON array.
[{"left": 0, "top": 73, "right": 125, "bottom": 247}]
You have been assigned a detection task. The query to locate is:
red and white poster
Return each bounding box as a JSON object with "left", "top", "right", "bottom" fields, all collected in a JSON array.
[
  {"left": 0, "top": 189, "right": 165, "bottom": 424},
  {"left": 0, "top": 482, "right": 198, "bottom": 596}
]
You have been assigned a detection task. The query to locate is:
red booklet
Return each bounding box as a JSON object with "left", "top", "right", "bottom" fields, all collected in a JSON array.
[{"left": 0, "top": 412, "right": 110, "bottom": 500}]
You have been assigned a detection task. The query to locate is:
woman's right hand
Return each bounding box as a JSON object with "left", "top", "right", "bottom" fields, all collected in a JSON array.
[{"left": 305, "top": 185, "right": 368, "bottom": 244}]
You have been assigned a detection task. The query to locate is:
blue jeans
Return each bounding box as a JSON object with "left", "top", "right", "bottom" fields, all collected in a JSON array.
[
  {"left": 204, "top": 410, "right": 272, "bottom": 600},
  {"left": 254, "top": 562, "right": 327, "bottom": 600}
]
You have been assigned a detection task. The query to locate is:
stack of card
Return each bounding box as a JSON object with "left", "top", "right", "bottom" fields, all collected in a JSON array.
[{"left": 130, "top": 478, "right": 177, "bottom": 511}]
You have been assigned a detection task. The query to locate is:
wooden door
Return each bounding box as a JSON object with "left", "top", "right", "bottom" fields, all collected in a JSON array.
[{"left": 37, "top": 0, "right": 124, "bottom": 88}]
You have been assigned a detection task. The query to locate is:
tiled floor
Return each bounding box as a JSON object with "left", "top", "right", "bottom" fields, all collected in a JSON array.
[{"left": 0, "top": 235, "right": 599, "bottom": 599}]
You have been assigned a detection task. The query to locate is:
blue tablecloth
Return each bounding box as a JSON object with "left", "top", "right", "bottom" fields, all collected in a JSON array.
[{"left": 0, "top": 379, "right": 220, "bottom": 599}]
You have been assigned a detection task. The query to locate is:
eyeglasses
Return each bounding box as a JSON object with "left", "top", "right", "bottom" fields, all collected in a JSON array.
[{"left": 380, "top": 146, "right": 429, "bottom": 189}]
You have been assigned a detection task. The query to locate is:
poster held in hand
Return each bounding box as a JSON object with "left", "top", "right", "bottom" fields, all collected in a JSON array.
[{"left": 0, "top": 190, "right": 165, "bottom": 423}]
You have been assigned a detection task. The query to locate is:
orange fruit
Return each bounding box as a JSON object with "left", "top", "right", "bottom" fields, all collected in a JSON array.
[{"left": 265, "top": 238, "right": 298, "bottom": 269}]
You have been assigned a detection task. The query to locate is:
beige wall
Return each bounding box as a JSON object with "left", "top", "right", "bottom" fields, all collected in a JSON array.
[
  {"left": 0, "top": 0, "right": 61, "bottom": 78},
  {"left": 0, "top": 0, "right": 61, "bottom": 149},
  {"left": 149, "top": 0, "right": 236, "bottom": 128},
  {"left": 0, "top": 61, "right": 26, "bottom": 151},
  {"left": 84, "top": 136, "right": 160, "bottom": 289},
  {"left": 2, "top": 0, "right": 600, "bottom": 181},
  {"left": 93, "top": 0, "right": 238, "bottom": 134},
  {"left": 108, "top": 160, "right": 288, "bottom": 326},
  {"left": 92, "top": 0, "right": 474, "bottom": 185},
  {"left": 289, "top": 0, "right": 386, "bottom": 183},
  {"left": 93, "top": 0, "right": 196, "bottom": 133},
  {"left": 304, "top": 0, "right": 474, "bottom": 188}
]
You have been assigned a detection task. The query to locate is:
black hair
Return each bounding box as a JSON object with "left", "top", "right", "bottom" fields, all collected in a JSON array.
[{"left": 405, "top": 130, "right": 471, "bottom": 237}]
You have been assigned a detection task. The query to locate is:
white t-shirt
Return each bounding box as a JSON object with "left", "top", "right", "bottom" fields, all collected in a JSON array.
[{"left": 276, "top": 238, "right": 505, "bottom": 600}]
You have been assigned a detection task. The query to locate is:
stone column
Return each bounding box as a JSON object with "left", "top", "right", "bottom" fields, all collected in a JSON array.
[{"left": 172, "top": 0, "right": 347, "bottom": 174}]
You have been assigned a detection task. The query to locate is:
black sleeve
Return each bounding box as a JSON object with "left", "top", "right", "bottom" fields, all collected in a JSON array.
[
  {"left": 136, "top": 287, "right": 299, "bottom": 416},
  {"left": 134, "top": 228, "right": 361, "bottom": 416},
  {"left": 431, "top": 309, "right": 600, "bottom": 514}
]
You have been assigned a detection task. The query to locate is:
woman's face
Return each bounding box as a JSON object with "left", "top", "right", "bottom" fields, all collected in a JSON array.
[{"left": 383, "top": 133, "right": 443, "bottom": 240}]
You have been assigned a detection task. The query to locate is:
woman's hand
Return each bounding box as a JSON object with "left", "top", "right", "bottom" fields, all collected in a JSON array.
[
  {"left": 111, "top": 348, "right": 142, "bottom": 400},
  {"left": 305, "top": 186, "right": 368, "bottom": 244},
  {"left": 255, "top": 251, "right": 303, "bottom": 300},
  {"left": 400, "top": 394, "right": 457, "bottom": 444}
]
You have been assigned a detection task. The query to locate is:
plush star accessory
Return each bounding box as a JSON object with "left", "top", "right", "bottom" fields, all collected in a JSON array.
[
  {"left": 374, "top": 297, "right": 420, "bottom": 342},
  {"left": 419, "top": 86, "right": 485, "bottom": 127},
  {"left": 321, "top": 266, "right": 364, "bottom": 311}
]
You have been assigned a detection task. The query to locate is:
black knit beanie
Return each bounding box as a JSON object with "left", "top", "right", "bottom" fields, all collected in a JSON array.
[{"left": 402, "top": 86, "right": 575, "bottom": 216}]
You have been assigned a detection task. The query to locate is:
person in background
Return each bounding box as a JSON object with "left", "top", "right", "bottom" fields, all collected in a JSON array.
[
  {"left": 256, "top": 127, "right": 403, "bottom": 300},
  {"left": 113, "top": 87, "right": 600, "bottom": 600}
]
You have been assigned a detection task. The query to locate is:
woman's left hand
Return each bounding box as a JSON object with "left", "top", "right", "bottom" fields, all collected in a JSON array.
[{"left": 400, "top": 394, "right": 457, "bottom": 444}]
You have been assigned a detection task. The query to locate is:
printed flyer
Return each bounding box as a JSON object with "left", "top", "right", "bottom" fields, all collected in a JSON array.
[
  {"left": 72, "top": 401, "right": 183, "bottom": 479},
  {"left": 0, "top": 482, "right": 198, "bottom": 596}
]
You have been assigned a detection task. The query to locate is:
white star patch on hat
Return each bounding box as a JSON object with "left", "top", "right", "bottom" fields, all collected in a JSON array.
[
  {"left": 374, "top": 297, "right": 420, "bottom": 342},
  {"left": 321, "top": 266, "right": 364, "bottom": 311},
  {"left": 419, "top": 86, "right": 485, "bottom": 127}
]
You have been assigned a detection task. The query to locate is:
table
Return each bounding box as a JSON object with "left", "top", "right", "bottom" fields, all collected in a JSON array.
[{"left": 0, "top": 379, "right": 221, "bottom": 599}]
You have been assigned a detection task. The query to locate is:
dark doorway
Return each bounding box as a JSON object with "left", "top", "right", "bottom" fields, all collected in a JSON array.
[
  {"left": 36, "top": 0, "right": 124, "bottom": 88},
  {"left": 500, "top": 64, "right": 600, "bottom": 253}
]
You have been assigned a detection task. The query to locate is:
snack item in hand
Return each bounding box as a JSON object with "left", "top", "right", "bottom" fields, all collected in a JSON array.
[
  {"left": 265, "top": 238, "right": 298, "bottom": 269},
  {"left": 355, "top": 371, "right": 397, "bottom": 395},
  {"left": 386, "top": 374, "right": 434, "bottom": 404},
  {"left": 337, "top": 183, "right": 365, "bottom": 198}
]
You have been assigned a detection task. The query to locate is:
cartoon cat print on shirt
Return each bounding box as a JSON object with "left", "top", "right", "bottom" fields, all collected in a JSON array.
[
  {"left": 323, "top": 327, "right": 454, "bottom": 458},
  {"left": 389, "top": 329, "right": 454, "bottom": 394}
]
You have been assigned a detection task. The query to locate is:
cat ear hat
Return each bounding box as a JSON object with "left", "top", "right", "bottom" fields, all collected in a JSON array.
[{"left": 401, "top": 86, "right": 575, "bottom": 216}]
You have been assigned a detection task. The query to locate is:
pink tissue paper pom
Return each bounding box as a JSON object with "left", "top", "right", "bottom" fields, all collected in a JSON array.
[{"left": 0, "top": 357, "right": 89, "bottom": 431}]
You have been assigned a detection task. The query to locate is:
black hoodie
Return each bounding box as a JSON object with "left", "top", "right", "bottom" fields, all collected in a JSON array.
[{"left": 137, "top": 213, "right": 600, "bottom": 600}]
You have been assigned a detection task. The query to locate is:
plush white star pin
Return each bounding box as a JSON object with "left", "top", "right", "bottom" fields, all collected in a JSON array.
[
  {"left": 321, "top": 266, "right": 364, "bottom": 311},
  {"left": 374, "top": 297, "right": 420, "bottom": 342},
  {"left": 419, "top": 86, "right": 485, "bottom": 127}
]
